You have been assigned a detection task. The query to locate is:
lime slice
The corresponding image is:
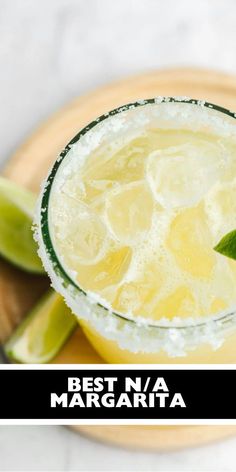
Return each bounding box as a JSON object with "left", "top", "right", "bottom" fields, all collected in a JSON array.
[
  {"left": 4, "top": 290, "right": 77, "bottom": 363},
  {"left": 0, "top": 176, "right": 43, "bottom": 273}
]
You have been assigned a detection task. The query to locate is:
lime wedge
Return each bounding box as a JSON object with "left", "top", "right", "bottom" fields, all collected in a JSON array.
[
  {"left": 4, "top": 290, "right": 77, "bottom": 363},
  {"left": 214, "top": 229, "right": 236, "bottom": 261},
  {"left": 0, "top": 176, "right": 43, "bottom": 273}
]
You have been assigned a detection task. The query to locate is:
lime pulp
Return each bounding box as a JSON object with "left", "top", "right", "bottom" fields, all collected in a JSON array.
[
  {"left": 0, "top": 176, "right": 43, "bottom": 273},
  {"left": 4, "top": 290, "right": 77, "bottom": 363}
]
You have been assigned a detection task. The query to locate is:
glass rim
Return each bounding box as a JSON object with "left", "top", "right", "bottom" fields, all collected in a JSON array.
[{"left": 39, "top": 96, "right": 236, "bottom": 332}]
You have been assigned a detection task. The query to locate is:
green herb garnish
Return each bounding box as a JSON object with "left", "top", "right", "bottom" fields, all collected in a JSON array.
[{"left": 214, "top": 229, "right": 236, "bottom": 261}]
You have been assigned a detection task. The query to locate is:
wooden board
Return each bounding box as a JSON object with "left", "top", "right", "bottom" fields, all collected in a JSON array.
[
  {"left": 1, "top": 67, "right": 236, "bottom": 449},
  {"left": 74, "top": 425, "right": 236, "bottom": 451}
]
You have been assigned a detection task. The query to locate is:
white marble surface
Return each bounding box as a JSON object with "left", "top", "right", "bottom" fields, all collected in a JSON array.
[
  {"left": 1, "top": 0, "right": 236, "bottom": 470},
  {"left": 1, "top": 426, "right": 236, "bottom": 472}
]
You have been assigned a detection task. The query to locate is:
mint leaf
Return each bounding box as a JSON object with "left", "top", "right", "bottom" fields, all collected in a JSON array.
[{"left": 214, "top": 229, "right": 236, "bottom": 261}]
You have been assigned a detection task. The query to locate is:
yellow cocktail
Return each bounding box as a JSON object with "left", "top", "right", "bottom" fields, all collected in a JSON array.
[{"left": 37, "top": 98, "right": 236, "bottom": 363}]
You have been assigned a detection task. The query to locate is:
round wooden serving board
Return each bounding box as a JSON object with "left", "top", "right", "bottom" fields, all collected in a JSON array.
[{"left": 1, "top": 67, "right": 236, "bottom": 449}]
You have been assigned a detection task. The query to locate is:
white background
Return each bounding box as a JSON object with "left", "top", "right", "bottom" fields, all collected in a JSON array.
[{"left": 1, "top": 0, "right": 236, "bottom": 470}]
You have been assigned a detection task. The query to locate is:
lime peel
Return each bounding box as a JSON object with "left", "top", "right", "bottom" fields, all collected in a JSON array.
[{"left": 4, "top": 290, "right": 77, "bottom": 363}]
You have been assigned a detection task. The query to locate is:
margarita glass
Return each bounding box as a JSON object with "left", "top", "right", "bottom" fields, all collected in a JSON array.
[{"left": 36, "top": 98, "right": 236, "bottom": 363}]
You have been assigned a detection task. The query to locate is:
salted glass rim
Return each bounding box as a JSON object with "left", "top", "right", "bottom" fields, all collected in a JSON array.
[{"left": 39, "top": 97, "right": 236, "bottom": 332}]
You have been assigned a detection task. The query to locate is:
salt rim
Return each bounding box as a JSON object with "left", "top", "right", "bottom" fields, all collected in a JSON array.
[{"left": 34, "top": 97, "right": 236, "bottom": 357}]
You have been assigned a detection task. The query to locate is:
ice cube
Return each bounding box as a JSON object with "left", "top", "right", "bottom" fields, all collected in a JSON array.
[{"left": 146, "top": 140, "right": 226, "bottom": 209}]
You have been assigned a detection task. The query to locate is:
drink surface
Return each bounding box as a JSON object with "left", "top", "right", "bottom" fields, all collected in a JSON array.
[{"left": 49, "top": 103, "right": 236, "bottom": 323}]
